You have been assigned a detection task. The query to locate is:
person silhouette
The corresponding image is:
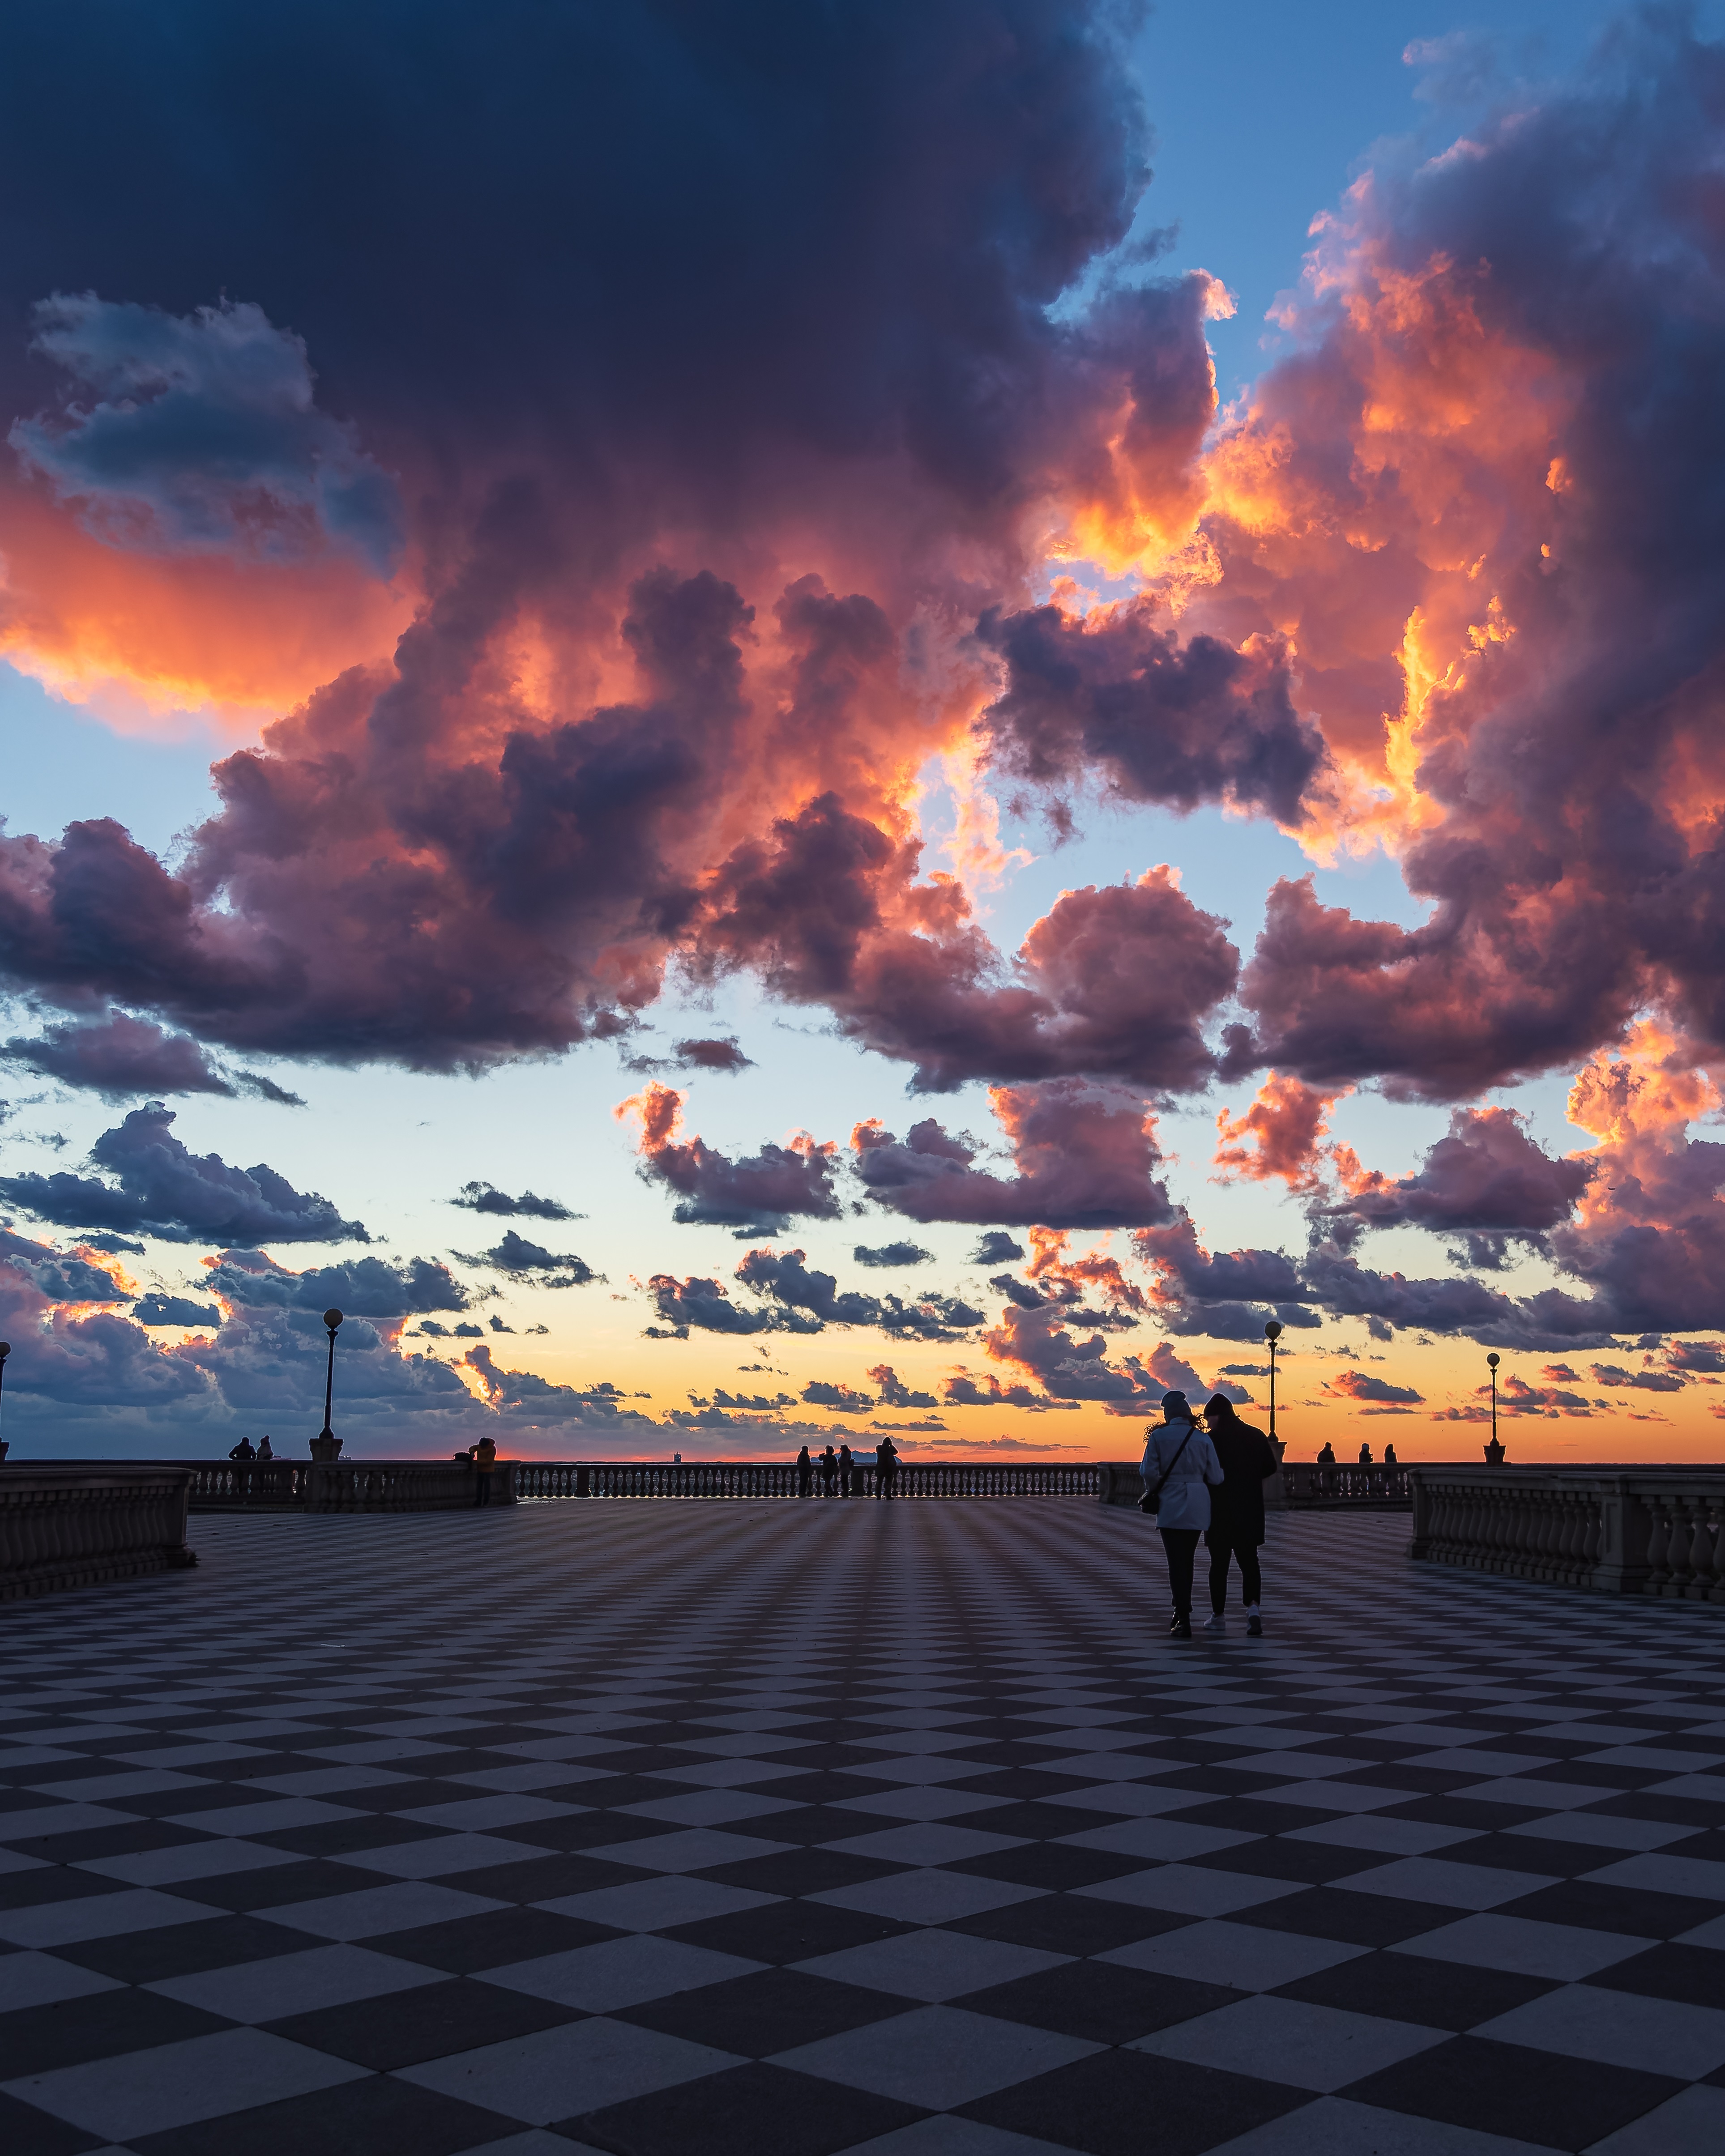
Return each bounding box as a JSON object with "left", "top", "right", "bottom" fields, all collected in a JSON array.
[
  {"left": 228, "top": 1436, "right": 256, "bottom": 1461},
  {"left": 1383, "top": 1442, "right": 1398, "bottom": 1466},
  {"left": 838, "top": 1442, "right": 854, "bottom": 1497},
  {"left": 1316, "top": 1441, "right": 1336, "bottom": 1464},
  {"left": 796, "top": 1444, "right": 813, "bottom": 1498},
  {"left": 875, "top": 1434, "right": 899, "bottom": 1499},
  {"left": 1358, "top": 1443, "right": 1373, "bottom": 1466},
  {"left": 819, "top": 1444, "right": 837, "bottom": 1496},
  {"left": 257, "top": 1435, "right": 274, "bottom": 1461},
  {"left": 1200, "top": 1395, "right": 1278, "bottom": 1639}
]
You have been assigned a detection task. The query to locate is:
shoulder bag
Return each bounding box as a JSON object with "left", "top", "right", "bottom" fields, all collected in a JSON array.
[{"left": 1138, "top": 1423, "right": 1193, "bottom": 1515}]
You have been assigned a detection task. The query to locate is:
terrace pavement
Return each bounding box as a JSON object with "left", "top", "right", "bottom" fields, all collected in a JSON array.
[{"left": 3, "top": 1496, "right": 1725, "bottom": 2155}]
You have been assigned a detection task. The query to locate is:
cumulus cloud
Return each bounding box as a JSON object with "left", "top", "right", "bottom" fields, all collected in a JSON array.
[
  {"left": 854, "top": 1241, "right": 932, "bottom": 1268},
  {"left": 620, "top": 1082, "right": 842, "bottom": 1234},
  {"left": 203, "top": 1248, "right": 470, "bottom": 1318},
  {"left": 1324, "top": 1107, "right": 1593, "bottom": 1268},
  {"left": 976, "top": 596, "right": 1326, "bottom": 828},
  {"left": 734, "top": 1246, "right": 981, "bottom": 1342},
  {"left": 973, "top": 1232, "right": 1025, "bottom": 1264},
  {"left": 802, "top": 1379, "right": 874, "bottom": 1412},
  {"left": 12, "top": 294, "right": 401, "bottom": 573},
  {"left": 0, "top": 1223, "right": 134, "bottom": 1305},
  {"left": 132, "top": 1292, "right": 219, "bottom": 1328},
  {"left": 1324, "top": 1370, "right": 1424, "bottom": 1413},
  {"left": 451, "top": 1181, "right": 579, "bottom": 1221},
  {"left": 0, "top": 1104, "right": 366, "bottom": 1245},
  {"left": 2, "top": 1013, "right": 304, "bottom": 1105},
  {"left": 868, "top": 1363, "right": 938, "bottom": 1409},
  {"left": 453, "top": 1228, "right": 597, "bottom": 1288},
  {"left": 855, "top": 1079, "right": 1175, "bottom": 1229}
]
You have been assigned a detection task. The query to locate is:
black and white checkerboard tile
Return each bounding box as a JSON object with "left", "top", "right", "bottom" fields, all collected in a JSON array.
[{"left": 4, "top": 1498, "right": 1725, "bottom": 2154}]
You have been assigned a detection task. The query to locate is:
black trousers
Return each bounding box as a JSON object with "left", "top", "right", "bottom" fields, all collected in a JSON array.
[
  {"left": 1160, "top": 1527, "right": 1200, "bottom": 1614},
  {"left": 1207, "top": 1537, "right": 1262, "bottom": 1608},
  {"left": 474, "top": 1472, "right": 491, "bottom": 1507}
]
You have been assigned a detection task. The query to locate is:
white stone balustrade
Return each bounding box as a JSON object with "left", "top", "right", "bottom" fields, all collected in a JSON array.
[
  {"left": 0, "top": 1466, "right": 196, "bottom": 1600},
  {"left": 1409, "top": 1466, "right": 1725, "bottom": 1601}
]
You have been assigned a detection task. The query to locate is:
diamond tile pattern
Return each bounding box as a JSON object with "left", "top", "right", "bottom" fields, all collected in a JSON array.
[{"left": 2, "top": 1500, "right": 1725, "bottom": 2152}]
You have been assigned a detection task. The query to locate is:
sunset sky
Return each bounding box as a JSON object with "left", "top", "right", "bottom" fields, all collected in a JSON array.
[{"left": 4, "top": 0, "right": 1725, "bottom": 1463}]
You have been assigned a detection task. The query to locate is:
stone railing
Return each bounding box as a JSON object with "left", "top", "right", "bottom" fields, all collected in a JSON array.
[
  {"left": 34, "top": 1459, "right": 517, "bottom": 1513},
  {"left": 1409, "top": 1467, "right": 1725, "bottom": 1601},
  {"left": 516, "top": 1459, "right": 1102, "bottom": 1500},
  {"left": 1, "top": 1466, "right": 196, "bottom": 1601},
  {"left": 1279, "top": 1461, "right": 1411, "bottom": 1508},
  {"left": 1098, "top": 1459, "right": 1411, "bottom": 1510}
]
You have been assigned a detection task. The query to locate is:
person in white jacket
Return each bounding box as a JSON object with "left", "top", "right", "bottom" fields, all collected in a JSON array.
[{"left": 1141, "top": 1391, "right": 1225, "bottom": 1640}]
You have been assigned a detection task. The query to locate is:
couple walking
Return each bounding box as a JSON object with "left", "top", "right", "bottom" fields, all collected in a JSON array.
[{"left": 1141, "top": 1391, "right": 1277, "bottom": 1640}]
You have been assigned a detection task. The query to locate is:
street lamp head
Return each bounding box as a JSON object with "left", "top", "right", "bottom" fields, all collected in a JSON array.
[
  {"left": 1264, "top": 1321, "right": 1282, "bottom": 1343},
  {"left": 0, "top": 1341, "right": 10, "bottom": 1361},
  {"left": 324, "top": 1308, "right": 343, "bottom": 1333},
  {"left": 1486, "top": 1352, "right": 1500, "bottom": 1369}
]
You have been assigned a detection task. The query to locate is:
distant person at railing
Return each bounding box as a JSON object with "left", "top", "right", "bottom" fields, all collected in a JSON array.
[
  {"left": 819, "top": 1444, "right": 837, "bottom": 1496},
  {"left": 875, "top": 1434, "right": 899, "bottom": 1499},
  {"left": 1200, "top": 1396, "right": 1278, "bottom": 1640},
  {"left": 257, "top": 1435, "right": 273, "bottom": 1461},
  {"left": 839, "top": 1442, "right": 854, "bottom": 1497},
  {"left": 1140, "top": 1393, "right": 1223, "bottom": 1641},
  {"left": 228, "top": 1436, "right": 256, "bottom": 1461},
  {"left": 796, "top": 1444, "right": 813, "bottom": 1498},
  {"left": 473, "top": 1433, "right": 498, "bottom": 1506},
  {"left": 1358, "top": 1443, "right": 1373, "bottom": 1466},
  {"left": 1383, "top": 1443, "right": 1397, "bottom": 1466},
  {"left": 1316, "top": 1441, "right": 1336, "bottom": 1464}
]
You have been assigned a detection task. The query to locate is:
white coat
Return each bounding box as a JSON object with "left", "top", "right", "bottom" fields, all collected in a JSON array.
[{"left": 1140, "top": 1418, "right": 1224, "bottom": 1531}]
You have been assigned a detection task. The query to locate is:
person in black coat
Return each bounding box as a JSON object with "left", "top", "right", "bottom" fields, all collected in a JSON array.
[
  {"left": 795, "top": 1444, "right": 813, "bottom": 1498},
  {"left": 1200, "top": 1395, "right": 1279, "bottom": 1637}
]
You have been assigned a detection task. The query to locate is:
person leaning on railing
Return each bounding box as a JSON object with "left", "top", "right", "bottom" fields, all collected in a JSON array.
[
  {"left": 875, "top": 1433, "right": 899, "bottom": 1499},
  {"left": 473, "top": 1433, "right": 497, "bottom": 1506}
]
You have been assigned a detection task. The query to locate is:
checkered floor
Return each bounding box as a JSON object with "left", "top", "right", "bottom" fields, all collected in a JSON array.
[{"left": 4, "top": 1501, "right": 1725, "bottom": 2156}]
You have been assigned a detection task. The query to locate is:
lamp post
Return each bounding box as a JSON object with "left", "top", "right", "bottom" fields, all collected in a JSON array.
[
  {"left": 0, "top": 1340, "right": 9, "bottom": 1462},
  {"left": 1485, "top": 1351, "right": 1504, "bottom": 1466},
  {"left": 1264, "top": 1320, "right": 1282, "bottom": 1457},
  {"left": 316, "top": 1308, "right": 343, "bottom": 1459}
]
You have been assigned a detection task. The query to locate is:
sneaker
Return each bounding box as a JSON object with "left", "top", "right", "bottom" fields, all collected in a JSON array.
[
  {"left": 1167, "top": 1611, "right": 1186, "bottom": 1635},
  {"left": 1170, "top": 1615, "right": 1192, "bottom": 1640},
  {"left": 1201, "top": 1613, "right": 1226, "bottom": 1636},
  {"left": 1246, "top": 1611, "right": 1263, "bottom": 1637}
]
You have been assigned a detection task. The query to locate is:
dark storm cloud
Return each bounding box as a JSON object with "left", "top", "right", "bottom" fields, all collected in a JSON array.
[
  {"left": 12, "top": 294, "right": 402, "bottom": 572},
  {"left": 0, "top": 1104, "right": 366, "bottom": 1244},
  {"left": 0, "top": 2, "right": 1228, "bottom": 1086}
]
